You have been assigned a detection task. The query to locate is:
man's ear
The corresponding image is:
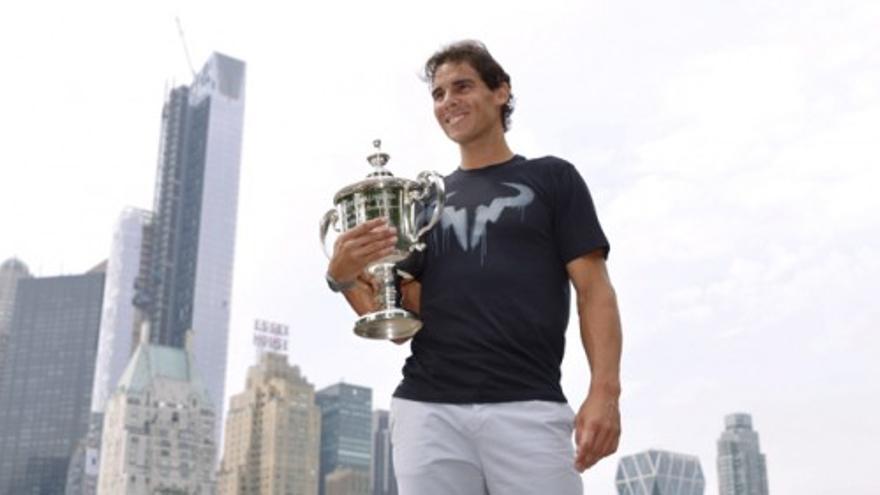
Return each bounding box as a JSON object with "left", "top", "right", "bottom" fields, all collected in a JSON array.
[{"left": 494, "top": 82, "right": 511, "bottom": 106}]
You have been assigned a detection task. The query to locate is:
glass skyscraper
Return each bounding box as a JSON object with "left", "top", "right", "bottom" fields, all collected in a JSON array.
[
  {"left": 717, "top": 413, "right": 769, "bottom": 495},
  {"left": 0, "top": 268, "right": 105, "bottom": 495},
  {"left": 615, "top": 449, "right": 705, "bottom": 495},
  {"left": 316, "top": 383, "right": 373, "bottom": 495},
  {"left": 133, "top": 52, "right": 246, "bottom": 443}
]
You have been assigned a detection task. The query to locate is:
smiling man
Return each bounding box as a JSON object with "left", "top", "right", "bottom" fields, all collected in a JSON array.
[{"left": 326, "top": 40, "right": 622, "bottom": 494}]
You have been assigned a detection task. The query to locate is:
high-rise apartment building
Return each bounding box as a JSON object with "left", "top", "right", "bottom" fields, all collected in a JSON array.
[
  {"left": 133, "top": 52, "right": 246, "bottom": 442},
  {"left": 96, "top": 327, "right": 216, "bottom": 494},
  {"left": 615, "top": 449, "right": 705, "bottom": 495},
  {"left": 316, "top": 383, "right": 372, "bottom": 495},
  {"left": 717, "top": 413, "right": 769, "bottom": 495},
  {"left": 0, "top": 267, "right": 105, "bottom": 495},
  {"left": 371, "top": 410, "right": 397, "bottom": 495},
  {"left": 0, "top": 257, "right": 31, "bottom": 379},
  {"left": 217, "top": 352, "right": 321, "bottom": 495}
]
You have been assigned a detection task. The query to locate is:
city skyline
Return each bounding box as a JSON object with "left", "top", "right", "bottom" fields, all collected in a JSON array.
[{"left": 1, "top": 1, "right": 878, "bottom": 493}]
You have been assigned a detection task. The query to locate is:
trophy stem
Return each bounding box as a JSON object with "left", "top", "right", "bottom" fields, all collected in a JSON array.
[
  {"left": 354, "top": 263, "right": 422, "bottom": 340},
  {"left": 373, "top": 264, "right": 399, "bottom": 311}
]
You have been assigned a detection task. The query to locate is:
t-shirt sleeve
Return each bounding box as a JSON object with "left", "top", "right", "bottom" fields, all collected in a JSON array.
[
  {"left": 552, "top": 160, "right": 610, "bottom": 263},
  {"left": 395, "top": 250, "right": 425, "bottom": 281}
]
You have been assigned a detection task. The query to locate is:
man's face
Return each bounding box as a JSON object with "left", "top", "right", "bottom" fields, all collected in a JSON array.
[{"left": 431, "top": 62, "right": 508, "bottom": 145}]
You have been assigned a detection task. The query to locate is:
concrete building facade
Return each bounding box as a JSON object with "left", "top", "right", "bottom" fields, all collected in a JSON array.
[
  {"left": 217, "top": 353, "right": 321, "bottom": 495},
  {"left": 96, "top": 329, "right": 216, "bottom": 495}
]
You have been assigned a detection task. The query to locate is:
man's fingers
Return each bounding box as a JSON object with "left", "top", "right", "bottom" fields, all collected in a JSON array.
[
  {"left": 575, "top": 423, "right": 619, "bottom": 471},
  {"left": 334, "top": 219, "right": 387, "bottom": 246},
  {"left": 577, "top": 424, "right": 619, "bottom": 472},
  {"left": 593, "top": 426, "right": 613, "bottom": 458},
  {"left": 340, "top": 227, "right": 397, "bottom": 252},
  {"left": 346, "top": 217, "right": 387, "bottom": 235},
  {"left": 574, "top": 426, "right": 593, "bottom": 471},
  {"left": 352, "top": 241, "right": 396, "bottom": 262}
]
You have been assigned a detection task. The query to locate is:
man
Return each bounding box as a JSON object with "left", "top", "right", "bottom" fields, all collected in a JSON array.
[{"left": 326, "top": 40, "right": 621, "bottom": 494}]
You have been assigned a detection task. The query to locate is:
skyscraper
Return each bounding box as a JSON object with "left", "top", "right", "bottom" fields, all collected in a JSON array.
[
  {"left": 371, "top": 410, "right": 397, "bottom": 495},
  {"left": 0, "top": 267, "right": 105, "bottom": 495},
  {"left": 316, "top": 383, "right": 372, "bottom": 495},
  {"left": 91, "top": 208, "right": 152, "bottom": 415},
  {"left": 95, "top": 327, "right": 217, "bottom": 495},
  {"left": 615, "top": 449, "right": 705, "bottom": 495},
  {"left": 133, "top": 52, "right": 246, "bottom": 442},
  {"left": 0, "top": 257, "right": 31, "bottom": 379},
  {"left": 717, "top": 413, "right": 769, "bottom": 495},
  {"left": 217, "top": 352, "right": 321, "bottom": 495},
  {"left": 67, "top": 208, "right": 151, "bottom": 495}
]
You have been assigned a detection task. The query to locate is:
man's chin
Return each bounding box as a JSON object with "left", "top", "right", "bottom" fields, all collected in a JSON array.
[{"left": 444, "top": 129, "right": 470, "bottom": 145}]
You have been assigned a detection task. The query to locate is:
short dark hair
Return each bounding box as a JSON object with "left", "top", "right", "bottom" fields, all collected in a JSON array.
[{"left": 424, "top": 40, "right": 515, "bottom": 132}]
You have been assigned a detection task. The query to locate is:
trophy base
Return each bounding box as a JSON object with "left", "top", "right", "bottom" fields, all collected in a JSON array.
[{"left": 354, "top": 308, "right": 422, "bottom": 340}]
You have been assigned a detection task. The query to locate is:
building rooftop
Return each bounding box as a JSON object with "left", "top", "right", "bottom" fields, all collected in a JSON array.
[
  {"left": 0, "top": 257, "right": 31, "bottom": 276},
  {"left": 116, "top": 338, "right": 211, "bottom": 403}
]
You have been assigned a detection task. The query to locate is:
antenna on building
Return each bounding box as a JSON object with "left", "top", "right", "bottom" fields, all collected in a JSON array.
[{"left": 175, "top": 16, "right": 197, "bottom": 79}]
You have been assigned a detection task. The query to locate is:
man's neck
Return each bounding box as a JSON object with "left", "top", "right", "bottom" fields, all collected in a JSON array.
[{"left": 458, "top": 133, "right": 514, "bottom": 170}]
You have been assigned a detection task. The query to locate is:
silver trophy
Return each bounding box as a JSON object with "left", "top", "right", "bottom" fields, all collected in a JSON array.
[{"left": 320, "top": 140, "right": 445, "bottom": 339}]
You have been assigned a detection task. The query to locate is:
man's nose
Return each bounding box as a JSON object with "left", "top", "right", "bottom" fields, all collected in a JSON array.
[{"left": 438, "top": 94, "right": 459, "bottom": 110}]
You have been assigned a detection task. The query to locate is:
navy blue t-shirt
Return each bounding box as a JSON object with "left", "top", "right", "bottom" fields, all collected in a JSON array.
[{"left": 393, "top": 154, "right": 609, "bottom": 403}]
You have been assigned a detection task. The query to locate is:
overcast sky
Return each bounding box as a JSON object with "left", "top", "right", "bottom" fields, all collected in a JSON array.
[{"left": 2, "top": 0, "right": 878, "bottom": 493}]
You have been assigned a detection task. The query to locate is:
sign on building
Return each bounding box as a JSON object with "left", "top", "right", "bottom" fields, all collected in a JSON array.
[{"left": 253, "top": 319, "right": 289, "bottom": 356}]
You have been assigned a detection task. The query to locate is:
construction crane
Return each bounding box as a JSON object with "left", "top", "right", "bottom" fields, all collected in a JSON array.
[{"left": 175, "top": 16, "right": 197, "bottom": 79}]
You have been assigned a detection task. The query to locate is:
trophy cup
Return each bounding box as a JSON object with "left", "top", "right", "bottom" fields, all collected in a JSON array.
[{"left": 320, "top": 140, "right": 445, "bottom": 339}]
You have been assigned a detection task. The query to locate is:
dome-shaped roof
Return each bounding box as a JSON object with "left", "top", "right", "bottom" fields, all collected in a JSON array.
[{"left": 0, "top": 257, "right": 31, "bottom": 276}]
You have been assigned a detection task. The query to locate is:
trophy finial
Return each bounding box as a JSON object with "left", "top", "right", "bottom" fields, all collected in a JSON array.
[{"left": 366, "top": 138, "right": 391, "bottom": 175}]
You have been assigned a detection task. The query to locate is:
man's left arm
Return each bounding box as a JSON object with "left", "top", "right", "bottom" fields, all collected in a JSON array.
[{"left": 567, "top": 249, "right": 622, "bottom": 472}]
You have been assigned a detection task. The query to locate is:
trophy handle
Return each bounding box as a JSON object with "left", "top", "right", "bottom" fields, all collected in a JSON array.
[
  {"left": 406, "top": 171, "right": 446, "bottom": 247},
  {"left": 319, "top": 208, "right": 340, "bottom": 259}
]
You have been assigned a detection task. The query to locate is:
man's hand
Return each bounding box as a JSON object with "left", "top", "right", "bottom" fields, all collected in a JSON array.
[
  {"left": 328, "top": 218, "right": 397, "bottom": 284},
  {"left": 574, "top": 391, "right": 621, "bottom": 472}
]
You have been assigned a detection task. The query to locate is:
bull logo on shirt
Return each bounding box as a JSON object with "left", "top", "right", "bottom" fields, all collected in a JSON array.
[{"left": 433, "top": 182, "right": 535, "bottom": 264}]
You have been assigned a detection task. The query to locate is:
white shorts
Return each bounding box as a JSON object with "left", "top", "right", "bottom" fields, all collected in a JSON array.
[{"left": 390, "top": 398, "right": 583, "bottom": 495}]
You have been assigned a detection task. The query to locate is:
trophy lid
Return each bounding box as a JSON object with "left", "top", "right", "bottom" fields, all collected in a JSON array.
[
  {"left": 332, "top": 139, "right": 416, "bottom": 203},
  {"left": 366, "top": 139, "right": 393, "bottom": 178}
]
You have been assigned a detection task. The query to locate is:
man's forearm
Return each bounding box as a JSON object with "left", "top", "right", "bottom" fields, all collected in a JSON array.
[
  {"left": 343, "top": 280, "right": 378, "bottom": 316},
  {"left": 578, "top": 284, "right": 622, "bottom": 397}
]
